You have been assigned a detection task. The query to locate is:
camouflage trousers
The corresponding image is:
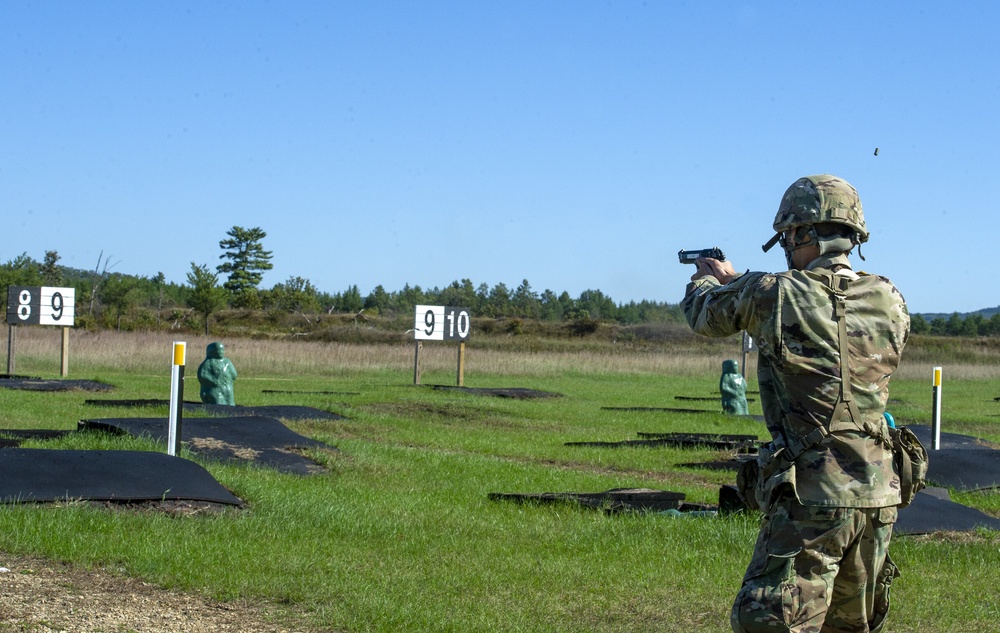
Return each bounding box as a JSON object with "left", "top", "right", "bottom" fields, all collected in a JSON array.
[{"left": 731, "top": 493, "right": 899, "bottom": 633}]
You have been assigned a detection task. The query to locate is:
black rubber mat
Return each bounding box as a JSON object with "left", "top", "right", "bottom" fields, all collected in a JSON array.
[
  {"left": 0, "top": 378, "right": 114, "bottom": 392},
  {"left": 428, "top": 385, "right": 562, "bottom": 399},
  {"left": 675, "top": 396, "right": 756, "bottom": 403},
  {"left": 261, "top": 390, "right": 361, "bottom": 395},
  {"left": 601, "top": 406, "right": 717, "bottom": 413},
  {"left": 898, "top": 425, "right": 1000, "bottom": 491},
  {"left": 83, "top": 400, "right": 344, "bottom": 421},
  {"left": 80, "top": 416, "right": 334, "bottom": 475},
  {"left": 925, "top": 448, "right": 1000, "bottom": 491},
  {"left": 896, "top": 487, "right": 1000, "bottom": 535},
  {"left": 566, "top": 432, "right": 759, "bottom": 451},
  {"left": 600, "top": 406, "right": 765, "bottom": 422},
  {"left": 490, "top": 486, "right": 1000, "bottom": 533},
  {"left": 0, "top": 448, "right": 242, "bottom": 505},
  {"left": 906, "top": 424, "right": 999, "bottom": 450},
  {"left": 489, "top": 488, "right": 689, "bottom": 512},
  {"left": 0, "top": 429, "right": 73, "bottom": 448},
  {"left": 190, "top": 403, "right": 344, "bottom": 421}
]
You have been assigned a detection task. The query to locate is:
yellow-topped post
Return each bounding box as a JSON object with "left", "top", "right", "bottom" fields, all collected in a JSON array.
[
  {"left": 168, "top": 341, "right": 187, "bottom": 456},
  {"left": 931, "top": 366, "right": 942, "bottom": 450}
]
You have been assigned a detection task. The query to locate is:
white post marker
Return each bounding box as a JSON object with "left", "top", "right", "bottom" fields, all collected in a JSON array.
[
  {"left": 931, "top": 366, "right": 942, "bottom": 450},
  {"left": 168, "top": 342, "right": 187, "bottom": 456},
  {"left": 741, "top": 332, "right": 755, "bottom": 379}
]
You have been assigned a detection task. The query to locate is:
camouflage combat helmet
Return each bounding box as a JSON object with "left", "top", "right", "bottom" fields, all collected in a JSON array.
[{"left": 761, "top": 174, "right": 868, "bottom": 255}]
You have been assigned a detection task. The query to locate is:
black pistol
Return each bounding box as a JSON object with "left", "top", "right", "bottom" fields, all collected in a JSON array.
[{"left": 678, "top": 247, "right": 726, "bottom": 264}]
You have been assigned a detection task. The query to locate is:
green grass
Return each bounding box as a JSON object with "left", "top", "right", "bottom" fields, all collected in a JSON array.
[{"left": 1, "top": 339, "right": 1000, "bottom": 632}]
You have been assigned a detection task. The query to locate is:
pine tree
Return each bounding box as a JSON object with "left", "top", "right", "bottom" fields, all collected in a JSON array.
[{"left": 217, "top": 226, "right": 273, "bottom": 308}]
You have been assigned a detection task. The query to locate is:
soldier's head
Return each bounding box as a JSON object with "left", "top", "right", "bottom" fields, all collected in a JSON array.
[{"left": 761, "top": 175, "right": 868, "bottom": 269}]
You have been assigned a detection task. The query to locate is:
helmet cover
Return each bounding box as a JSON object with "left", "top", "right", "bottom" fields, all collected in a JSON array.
[{"left": 762, "top": 175, "right": 868, "bottom": 252}]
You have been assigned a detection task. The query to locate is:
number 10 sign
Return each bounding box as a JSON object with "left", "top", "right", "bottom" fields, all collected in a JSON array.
[{"left": 414, "top": 305, "right": 471, "bottom": 341}]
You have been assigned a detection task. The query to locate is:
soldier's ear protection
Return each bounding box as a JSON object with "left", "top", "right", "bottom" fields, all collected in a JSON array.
[
  {"left": 761, "top": 227, "right": 813, "bottom": 253},
  {"left": 778, "top": 226, "right": 814, "bottom": 251}
]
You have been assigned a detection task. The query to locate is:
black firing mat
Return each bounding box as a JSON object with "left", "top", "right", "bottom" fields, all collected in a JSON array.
[
  {"left": 566, "top": 432, "right": 759, "bottom": 451},
  {"left": 675, "top": 396, "right": 756, "bottom": 403},
  {"left": 895, "top": 487, "right": 1000, "bottom": 535},
  {"left": 261, "top": 390, "right": 361, "bottom": 395},
  {"left": 83, "top": 399, "right": 344, "bottom": 421},
  {"left": 678, "top": 457, "right": 754, "bottom": 471},
  {"left": 0, "top": 448, "right": 242, "bottom": 505},
  {"left": 80, "top": 416, "right": 334, "bottom": 475},
  {"left": 906, "top": 424, "right": 999, "bottom": 450},
  {"left": 428, "top": 385, "right": 562, "bottom": 399},
  {"left": 602, "top": 406, "right": 716, "bottom": 413},
  {"left": 925, "top": 448, "right": 1000, "bottom": 491},
  {"left": 600, "top": 407, "right": 765, "bottom": 422},
  {"left": 0, "top": 378, "right": 114, "bottom": 392},
  {"left": 489, "top": 488, "right": 692, "bottom": 513},
  {"left": 190, "top": 403, "right": 344, "bottom": 421},
  {"left": 897, "top": 425, "right": 1000, "bottom": 491},
  {"left": 0, "top": 429, "right": 73, "bottom": 448}
]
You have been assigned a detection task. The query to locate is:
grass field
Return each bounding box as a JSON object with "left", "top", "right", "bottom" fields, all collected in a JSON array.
[{"left": 2, "top": 327, "right": 999, "bottom": 632}]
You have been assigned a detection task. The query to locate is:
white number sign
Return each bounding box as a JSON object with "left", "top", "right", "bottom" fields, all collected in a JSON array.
[
  {"left": 5, "top": 286, "right": 76, "bottom": 326},
  {"left": 414, "top": 305, "right": 471, "bottom": 341}
]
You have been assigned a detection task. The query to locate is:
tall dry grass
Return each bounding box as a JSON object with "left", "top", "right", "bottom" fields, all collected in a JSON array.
[{"left": 3, "top": 326, "right": 998, "bottom": 381}]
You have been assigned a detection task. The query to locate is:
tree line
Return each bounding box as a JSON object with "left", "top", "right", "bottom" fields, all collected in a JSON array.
[
  {"left": 909, "top": 312, "right": 1000, "bottom": 337},
  {"left": 2, "top": 226, "right": 685, "bottom": 334},
  {"left": 1, "top": 225, "right": 988, "bottom": 337}
]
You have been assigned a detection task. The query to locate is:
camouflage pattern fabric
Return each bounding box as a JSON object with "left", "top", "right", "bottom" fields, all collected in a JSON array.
[
  {"left": 731, "top": 494, "right": 897, "bottom": 633},
  {"left": 682, "top": 253, "right": 909, "bottom": 508}
]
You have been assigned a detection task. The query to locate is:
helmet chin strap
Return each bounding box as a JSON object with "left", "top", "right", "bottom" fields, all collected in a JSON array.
[{"left": 771, "top": 226, "right": 865, "bottom": 267}]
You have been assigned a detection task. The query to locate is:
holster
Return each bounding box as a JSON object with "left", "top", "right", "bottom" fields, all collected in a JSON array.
[{"left": 735, "top": 458, "right": 761, "bottom": 511}]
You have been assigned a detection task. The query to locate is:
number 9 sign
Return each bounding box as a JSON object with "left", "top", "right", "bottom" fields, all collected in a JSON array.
[{"left": 414, "top": 305, "right": 471, "bottom": 341}]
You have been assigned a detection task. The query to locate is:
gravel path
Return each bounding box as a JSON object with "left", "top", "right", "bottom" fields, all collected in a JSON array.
[{"left": 0, "top": 552, "right": 315, "bottom": 632}]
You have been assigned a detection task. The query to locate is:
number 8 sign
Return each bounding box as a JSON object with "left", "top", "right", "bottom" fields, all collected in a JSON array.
[{"left": 414, "top": 305, "right": 471, "bottom": 341}]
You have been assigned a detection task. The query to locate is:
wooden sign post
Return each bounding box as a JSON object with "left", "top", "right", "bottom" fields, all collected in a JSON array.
[{"left": 5, "top": 286, "right": 76, "bottom": 376}]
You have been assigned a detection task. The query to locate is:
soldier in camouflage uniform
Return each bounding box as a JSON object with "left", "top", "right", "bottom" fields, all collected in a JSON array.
[{"left": 681, "top": 175, "right": 909, "bottom": 633}]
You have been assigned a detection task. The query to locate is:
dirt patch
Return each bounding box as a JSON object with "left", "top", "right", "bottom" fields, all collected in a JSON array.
[{"left": 0, "top": 552, "right": 317, "bottom": 632}]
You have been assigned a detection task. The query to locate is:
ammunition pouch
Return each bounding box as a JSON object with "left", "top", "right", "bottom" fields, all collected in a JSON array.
[
  {"left": 736, "top": 443, "right": 798, "bottom": 513},
  {"left": 889, "top": 426, "right": 928, "bottom": 508}
]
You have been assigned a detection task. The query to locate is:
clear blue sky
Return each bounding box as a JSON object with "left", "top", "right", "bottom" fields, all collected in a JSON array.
[{"left": 3, "top": 2, "right": 998, "bottom": 314}]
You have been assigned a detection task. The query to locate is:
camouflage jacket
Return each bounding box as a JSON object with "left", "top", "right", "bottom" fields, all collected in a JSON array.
[{"left": 682, "top": 254, "right": 910, "bottom": 507}]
